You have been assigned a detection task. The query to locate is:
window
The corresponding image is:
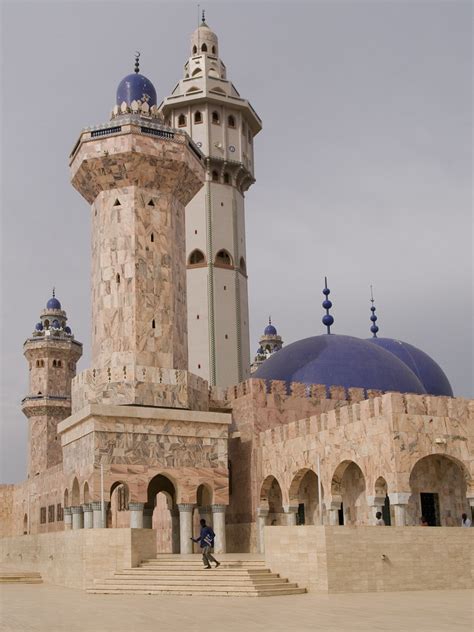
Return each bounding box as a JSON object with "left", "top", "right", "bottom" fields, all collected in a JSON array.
[
  {"left": 152, "top": 319, "right": 156, "bottom": 329},
  {"left": 178, "top": 114, "right": 187, "bottom": 127},
  {"left": 44, "top": 320, "right": 49, "bottom": 329},
  {"left": 197, "top": 315, "right": 200, "bottom": 319},
  {"left": 188, "top": 249, "right": 206, "bottom": 266},
  {"left": 211, "top": 170, "right": 219, "bottom": 182},
  {"left": 40, "top": 507, "right": 47, "bottom": 524},
  {"left": 116, "top": 273, "right": 120, "bottom": 284},
  {"left": 150, "top": 233, "right": 154, "bottom": 242},
  {"left": 192, "top": 45, "right": 197, "bottom": 54},
  {"left": 57, "top": 360, "right": 62, "bottom": 368},
  {"left": 53, "top": 360, "right": 57, "bottom": 367},
  {"left": 198, "top": 363, "right": 201, "bottom": 369},
  {"left": 147, "top": 199, "right": 155, "bottom": 207},
  {"left": 223, "top": 172, "right": 230, "bottom": 184},
  {"left": 225, "top": 334, "right": 228, "bottom": 339},
  {"left": 194, "top": 110, "right": 202, "bottom": 124},
  {"left": 228, "top": 115, "right": 236, "bottom": 128},
  {"left": 212, "top": 45, "right": 216, "bottom": 54},
  {"left": 201, "top": 43, "right": 207, "bottom": 52},
  {"left": 215, "top": 249, "right": 233, "bottom": 267},
  {"left": 113, "top": 198, "right": 121, "bottom": 207},
  {"left": 48, "top": 505, "right": 55, "bottom": 523},
  {"left": 211, "top": 111, "right": 220, "bottom": 124},
  {"left": 192, "top": 67, "right": 202, "bottom": 76},
  {"left": 57, "top": 504, "right": 63, "bottom": 521}
]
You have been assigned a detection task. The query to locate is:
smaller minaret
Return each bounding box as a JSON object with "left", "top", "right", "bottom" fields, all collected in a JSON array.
[
  {"left": 22, "top": 292, "right": 82, "bottom": 477},
  {"left": 250, "top": 317, "right": 283, "bottom": 373}
]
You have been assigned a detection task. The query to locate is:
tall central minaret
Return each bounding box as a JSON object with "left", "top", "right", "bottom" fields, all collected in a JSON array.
[{"left": 160, "top": 15, "right": 262, "bottom": 386}]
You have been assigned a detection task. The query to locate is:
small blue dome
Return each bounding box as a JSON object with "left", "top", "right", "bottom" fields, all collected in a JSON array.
[
  {"left": 64, "top": 326, "right": 72, "bottom": 334},
  {"left": 46, "top": 297, "right": 61, "bottom": 310},
  {"left": 264, "top": 324, "right": 277, "bottom": 336},
  {"left": 254, "top": 334, "right": 426, "bottom": 394},
  {"left": 368, "top": 338, "right": 453, "bottom": 397},
  {"left": 52, "top": 319, "right": 60, "bottom": 329},
  {"left": 35, "top": 322, "right": 43, "bottom": 331},
  {"left": 116, "top": 73, "right": 157, "bottom": 107}
]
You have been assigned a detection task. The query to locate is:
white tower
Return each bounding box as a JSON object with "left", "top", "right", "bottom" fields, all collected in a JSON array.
[{"left": 160, "top": 15, "right": 262, "bottom": 386}]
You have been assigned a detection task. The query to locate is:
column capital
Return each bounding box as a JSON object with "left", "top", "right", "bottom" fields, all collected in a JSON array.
[
  {"left": 366, "top": 495, "right": 385, "bottom": 507},
  {"left": 283, "top": 505, "right": 299, "bottom": 514},
  {"left": 324, "top": 500, "right": 342, "bottom": 511},
  {"left": 388, "top": 492, "right": 411, "bottom": 506},
  {"left": 257, "top": 507, "right": 269, "bottom": 518},
  {"left": 129, "top": 502, "right": 145, "bottom": 511},
  {"left": 91, "top": 501, "right": 109, "bottom": 511},
  {"left": 199, "top": 505, "right": 212, "bottom": 515},
  {"left": 64, "top": 507, "right": 72, "bottom": 516},
  {"left": 82, "top": 503, "right": 93, "bottom": 513},
  {"left": 211, "top": 504, "right": 227, "bottom": 513},
  {"left": 177, "top": 503, "right": 195, "bottom": 513},
  {"left": 71, "top": 505, "right": 83, "bottom": 514}
]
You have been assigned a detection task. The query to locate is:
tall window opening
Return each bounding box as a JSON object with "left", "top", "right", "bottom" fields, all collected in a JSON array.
[
  {"left": 194, "top": 110, "right": 203, "bottom": 124},
  {"left": 188, "top": 249, "right": 206, "bottom": 266},
  {"left": 211, "top": 111, "right": 220, "bottom": 124},
  {"left": 228, "top": 115, "right": 236, "bottom": 128},
  {"left": 178, "top": 114, "right": 187, "bottom": 127},
  {"left": 215, "top": 249, "right": 233, "bottom": 267}
]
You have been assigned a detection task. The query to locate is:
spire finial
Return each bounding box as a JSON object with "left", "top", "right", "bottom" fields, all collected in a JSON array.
[
  {"left": 269, "top": 315, "right": 272, "bottom": 325},
  {"left": 369, "top": 285, "right": 379, "bottom": 338},
  {"left": 52, "top": 287, "right": 55, "bottom": 298},
  {"left": 322, "top": 276, "right": 334, "bottom": 334},
  {"left": 134, "top": 51, "right": 140, "bottom": 74},
  {"left": 202, "top": 9, "right": 206, "bottom": 23}
]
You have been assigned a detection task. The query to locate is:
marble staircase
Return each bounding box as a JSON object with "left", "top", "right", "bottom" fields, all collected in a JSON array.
[{"left": 88, "top": 554, "right": 306, "bottom": 597}]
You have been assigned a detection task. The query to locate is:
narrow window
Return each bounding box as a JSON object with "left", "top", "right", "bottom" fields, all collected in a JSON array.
[
  {"left": 194, "top": 110, "right": 202, "bottom": 124},
  {"left": 228, "top": 115, "right": 236, "bottom": 128},
  {"left": 192, "top": 45, "right": 197, "bottom": 54},
  {"left": 57, "top": 360, "right": 62, "bottom": 368},
  {"left": 150, "top": 233, "right": 154, "bottom": 242},
  {"left": 223, "top": 172, "right": 230, "bottom": 184},
  {"left": 201, "top": 43, "right": 207, "bottom": 52},
  {"left": 113, "top": 198, "right": 121, "bottom": 207},
  {"left": 197, "top": 314, "right": 200, "bottom": 319},
  {"left": 212, "top": 170, "right": 219, "bottom": 182},
  {"left": 211, "top": 45, "right": 216, "bottom": 54},
  {"left": 240, "top": 257, "right": 247, "bottom": 275},
  {"left": 215, "top": 249, "right": 233, "bottom": 267},
  {"left": 44, "top": 320, "right": 49, "bottom": 329},
  {"left": 225, "top": 334, "right": 228, "bottom": 339},
  {"left": 211, "top": 111, "right": 220, "bottom": 124},
  {"left": 198, "top": 363, "right": 201, "bottom": 369},
  {"left": 148, "top": 199, "right": 155, "bottom": 207},
  {"left": 194, "top": 229, "right": 197, "bottom": 235},
  {"left": 116, "top": 273, "right": 120, "bottom": 283},
  {"left": 53, "top": 360, "right": 57, "bottom": 367},
  {"left": 178, "top": 114, "right": 187, "bottom": 127},
  {"left": 224, "top": 286, "right": 227, "bottom": 290},
  {"left": 152, "top": 319, "right": 156, "bottom": 329}
]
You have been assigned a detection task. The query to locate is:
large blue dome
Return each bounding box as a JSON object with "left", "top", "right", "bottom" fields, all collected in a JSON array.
[
  {"left": 368, "top": 338, "right": 453, "bottom": 396},
  {"left": 253, "top": 334, "right": 426, "bottom": 394},
  {"left": 46, "top": 297, "right": 61, "bottom": 310},
  {"left": 116, "top": 73, "right": 157, "bottom": 107},
  {"left": 264, "top": 324, "right": 277, "bottom": 336}
]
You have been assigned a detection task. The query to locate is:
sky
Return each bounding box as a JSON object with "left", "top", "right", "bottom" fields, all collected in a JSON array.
[{"left": 1, "top": 0, "right": 472, "bottom": 483}]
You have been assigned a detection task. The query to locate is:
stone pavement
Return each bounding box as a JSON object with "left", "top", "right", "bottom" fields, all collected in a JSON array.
[{"left": 0, "top": 584, "right": 473, "bottom": 631}]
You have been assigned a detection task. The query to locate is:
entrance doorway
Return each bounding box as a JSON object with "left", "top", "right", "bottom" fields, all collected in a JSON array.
[
  {"left": 382, "top": 495, "right": 391, "bottom": 526},
  {"left": 420, "top": 492, "right": 440, "bottom": 526},
  {"left": 297, "top": 503, "right": 305, "bottom": 525}
]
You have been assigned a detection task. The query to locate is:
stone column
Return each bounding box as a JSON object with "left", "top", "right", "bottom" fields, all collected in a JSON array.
[
  {"left": 326, "top": 500, "right": 342, "bottom": 526},
  {"left": 171, "top": 507, "right": 180, "bottom": 553},
  {"left": 212, "top": 504, "right": 227, "bottom": 554},
  {"left": 82, "top": 504, "right": 93, "bottom": 529},
  {"left": 92, "top": 501, "right": 104, "bottom": 528},
  {"left": 178, "top": 504, "right": 194, "bottom": 554},
  {"left": 129, "top": 502, "right": 144, "bottom": 528},
  {"left": 283, "top": 505, "right": 298, "bottom": 526},
  {"left": 71, "top": 505, "right": 84, "bottom": 530},
  {"left": 64, "top": 507, "right": 72, "bottom": 531},
  {"left": 256, "top": 508, "right": 269, "bottom": 554},
  {"left": 143, "top": 506, "right": 154, "bottom": 529},
  {"left": 388, "top": 492, "right": 410, "bottom": 526}
]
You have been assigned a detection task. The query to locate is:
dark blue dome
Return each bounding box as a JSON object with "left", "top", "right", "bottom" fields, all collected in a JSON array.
[
  {"left": 52, "top": 319, "right": 60, "bottom": 329},
  {"left": 64, "top": 326, "right": 72, "bottom": 334},
  {"left": 46, "top": 297, "right": 61, "bottom": 310},
  {"left": 368, "top": 338, "right": 453, "bottom": 396},
  {"left": 253, "top": 334, "right": 426, "bottom": 394},
  {"left": 116, "top": 73, "right": 157, "bottom": 107},
  {"left": 35, "top": 322, "right": 43, "bottom": 331},
  {"left": 264, "top": 324, "right": 277, "bottom": 336}
]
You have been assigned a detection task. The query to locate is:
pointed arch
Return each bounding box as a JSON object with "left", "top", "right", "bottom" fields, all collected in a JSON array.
[
  {"left": 188, "top": 249, "right": 206, "bottom": 266},
  {"left": 201, "top": 43, "right": 207, "bottom": 52},
  {"left": 192, "top": 67, "right": 202, "bottom": 76},
  {"left": 83, "top": 481, "right": 90, "bottom": 504},
  {"left": 71, "top": 478, "right": 80, "bottom": 506},
  {"left": 194, "top": 110, "right": 203, "bottom": 124},
  {"left": 178, "top": 113, "right": 187, "bottom": 127},
  {"left": 215, "top": 249, "right": 233, "bottom": 268}
]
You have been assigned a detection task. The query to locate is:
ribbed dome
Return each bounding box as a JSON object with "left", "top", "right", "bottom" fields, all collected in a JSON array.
[
  {"left": 253, "top": 334, "right": 426, "bottom": 394},
  {"left": 116, "top": 73, "right": 157, "bottom": 108},
  {"left": 368, "top": 338, "right": 453, "bottom": 396}
]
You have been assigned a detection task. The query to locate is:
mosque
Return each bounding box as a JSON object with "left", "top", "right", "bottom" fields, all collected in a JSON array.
[{"left": 0, "top": 14, "right": 472, "bottom": 593}]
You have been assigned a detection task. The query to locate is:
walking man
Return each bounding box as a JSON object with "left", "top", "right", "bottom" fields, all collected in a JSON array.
[{"left": 191, "top": 518, "right": 221, "bottom": 569}]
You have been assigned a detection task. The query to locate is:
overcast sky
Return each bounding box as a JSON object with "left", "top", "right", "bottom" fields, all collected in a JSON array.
[{"left": 1, "top": 0, "right": 472, "bottom": 483}]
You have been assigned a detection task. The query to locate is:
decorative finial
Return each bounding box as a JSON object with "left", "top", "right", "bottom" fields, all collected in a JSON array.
[
  {"left": 322, "top": 277, "right": 334, "bottom": 334},
  {"left": 202, "top": 8, "right": 206, "bottom": 23},
  {"left": 52, "top": 287, "right": 55, "bottom": 298},
  {"left": 269, "top": 315, "right": 272, "bottom": 325},
  {"left": 134, "top": 51, "right": 140, "bottom": 74},
  {"left": 369, "top": 285, "right": 379, "bottom": 338}
]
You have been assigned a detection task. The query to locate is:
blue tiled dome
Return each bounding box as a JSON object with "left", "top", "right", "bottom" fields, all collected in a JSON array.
[
  {"left": 264, "top": 324, "right": 277, "bottom": 336},
  {"left": 52, "top": 319, "right": 60, "bottom": 329},
  {"left": 253, "top": 334, "right": 426, "bottom": 394},
  {"left": 368, "top": 338, "right": 453, "bottom": 396},
  {"left": 35, "top": 322, "right": 43, "bottom": 331},
  {"left": 46, "top": 297, "right": 61, "bottom": 310},
  {"left": 116, "top": 73, "right": 157, "bottom": 107},
  {"left": 64, "top": 326, "right": 72, "bottom": 334}
]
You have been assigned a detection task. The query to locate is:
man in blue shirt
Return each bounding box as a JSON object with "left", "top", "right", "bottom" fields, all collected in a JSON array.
[{"left": 191, "top": 519, "right": 221, "bottom": 569}]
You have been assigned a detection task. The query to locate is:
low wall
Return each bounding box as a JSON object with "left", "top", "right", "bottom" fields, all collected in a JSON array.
[
  {"left": 264, "top": 526, "right": 473, "bottom": 593},
  {"left": 0, "top": 528, "right": 156, "bottom": 589}
]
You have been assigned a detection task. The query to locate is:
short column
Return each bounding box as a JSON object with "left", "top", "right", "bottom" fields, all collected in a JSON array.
[
  {"left": 91, "top": 501, "right": 104, "bottom": 528},
  {"left": 388, "top": 492, "right": 410, "bottom": 526},
  {"left": 367, "top": 496, "right": 385, "bottom": 524},
  {"left": 211, "top": 504, "right": 227, "bottom": 554},
  {"left": 82, "top": 504, "right": 93, "bottom": 529},
  {"left": 129, "top": 502, "right": 144, "bottom": 528},
  {"left": 325, "top": 500, "right": 342, "bottom": 525},
  {"left": 256, "top": 508, "right": 269, "bottom": 554},
  {"left": 178, "top": 504, "right": 194, "bottom": 554},
  {"left": 71, "top": 506, "right": 84, "bottom": 530},
  {"left": 283, "top": 505, "right": 298, "bottom": 526},
  {"left": 64, "top": 507, "right": 72, "bottom": 531},
  {"left": 143, "top": 506, "right": 154, "bottom": 529},
  {"left": 171, "top": 507, "right": 180, "bottom": 553}
]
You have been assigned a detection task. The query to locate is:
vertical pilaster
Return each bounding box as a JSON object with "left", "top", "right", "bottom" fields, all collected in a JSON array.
[
  {"left": 283, "top": 505, "right": 298, "bottom": 526},
  {"left": 91, "top": 501, "right": 104, "bottom": 528},
  {"left": 389, "top": 493, "right": 411, "bottom": 526},
  {"left": 129, "top": 502, "right": 144, "bottom": 528},
  {"left": 178, "top": 504, "right": 195, "bottom": 554},
  {"left": 256, "top": 508, "right": 268, "bottom": 554},
  {"left": 82, "top": 504, "right": 93, "bottom": 529},
  {"left": 64, "top": 507, "right": 72, "bottom": 531},
  {"left": 71, "top": 506, "right": 84, "bottom": 530},
  {"left": 211, "top": 504, "right": 226, "bottom": 554}
]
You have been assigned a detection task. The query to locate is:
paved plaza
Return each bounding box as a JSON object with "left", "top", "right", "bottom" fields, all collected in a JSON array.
[{"left": 1, "top": 584, "right": 472, "bottom": 631}]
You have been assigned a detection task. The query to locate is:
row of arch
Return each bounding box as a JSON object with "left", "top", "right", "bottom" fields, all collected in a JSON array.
[
  {"left": 260, "top": 454, "right": 471, "bottom": 527},
  {"left": 192, "top": 43, "right": 217, "bottom": 55},
  {"left": 188, "top": 249, "right": 247, "bottom": 274}
]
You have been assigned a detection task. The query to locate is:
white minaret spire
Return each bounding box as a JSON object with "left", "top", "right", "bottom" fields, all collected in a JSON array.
[{"left": 160, "top": 18, "right": 262, "bottom": 386}]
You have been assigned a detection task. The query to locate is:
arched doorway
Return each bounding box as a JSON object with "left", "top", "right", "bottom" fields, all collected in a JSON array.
[
  {"left": 289, "top": 468, "right": 322, "bottom": 525},
  {"left": 331, "top": 461, "right": 367, "bottom": 525},
  {"left": 408, "top": 455, "right": 469, "bottom": 526},
  {"left": 374, "top": 476, "right": 391, "bottom": 525},
  {"left": 192, "top": 484, "right": 213, "bottom": 551},
  {"left": 71, "top": 478, "right": 80, "bottom": 506},
  {"left": 108, "top": 482, "right": 129, "bottom": 528},
  {"left": 147, "top": 474, "right": 178, "bottom": 553},
  {"left": 260, "top": 475, "right": 284, "bottom": 525}
]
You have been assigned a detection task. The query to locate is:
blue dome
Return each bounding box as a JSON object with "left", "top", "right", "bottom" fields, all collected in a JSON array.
[
  {"left": 264, "top": 324, "right": 277, "bottom": 336},
  {"left": 52, "top": 319, "right": 60, "bottom": 329},
  {"left": 253, "top": 334, "right": 426, "bottom": 394},
  {"left": 368, "top": 338, "right": 453, "bottom": 396},
  {"left": 35, "top": 322, "right": 43, "bottom": 331},
  {"left": 46, "top": 297, "right": 61, "bottom": 310},
  {"left": 64, "top": 326, "right": 72, "bottom": 334},
  {"left": 116, "top": 73, "right": 157, "bottom": 107}
]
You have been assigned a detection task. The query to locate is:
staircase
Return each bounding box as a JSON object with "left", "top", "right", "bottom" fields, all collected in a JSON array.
[
  {"left": 88, "top": 554, "right": 306, "bottom": 597},
  {"left": 0, "top": 571, "right": 42, "bottom": 584}
]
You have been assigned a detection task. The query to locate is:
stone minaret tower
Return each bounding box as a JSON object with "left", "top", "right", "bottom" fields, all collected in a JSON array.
[
  {"left": 160, "top": 15, "right": 262, "bottom": 386},
  {"left": 22, "top": 292, "right": 82, "bottom": 478},
  {"left": 69, "top": 57, "right": 205, "bottom": 411},
  {"left": 250, "top": 318, "right": 284, "bottom": 373}
]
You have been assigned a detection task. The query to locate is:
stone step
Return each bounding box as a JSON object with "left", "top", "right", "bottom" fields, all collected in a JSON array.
[
  {"left": 96, "top": 576, "right": 289, "bottom": 586},
  {"left": 114, "top": 571, "right": 279, "bottom": 579},
  {"left": 88, "top": 584, "right": 304, "bottom": 596},
  {"left": 0, "top": 572, "right": 43, "bottom": 584},
  {"left": 138, "top": 565, "right": 270, "bottom": 573},
  {"left": 141, "top": 560, "right": 266, "bottom": 565}
]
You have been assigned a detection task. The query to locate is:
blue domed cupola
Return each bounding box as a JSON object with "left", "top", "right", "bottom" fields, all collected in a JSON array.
[
  {"left": 46, "top": 289, "right": 61, "bottom": 310},
  {"left": 250, "top": 316, "right": 284, "bottom": 373},
  {"left": 366, "top": 290, "right": 453, "bottom": 396},
  {"left": 264, "top": 318, "right": 277, "bottom": 337},
  {"left": 116, "top": 52, "right": 157, "bottom": 108}
]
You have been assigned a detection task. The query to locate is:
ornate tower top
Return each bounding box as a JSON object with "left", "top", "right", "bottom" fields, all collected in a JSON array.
[
  {"left": 250, "top": 317, "right": 284, "bottom": 373},
  {"left": 31, "top": 291, "right": 76, "bottom": 340}
]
